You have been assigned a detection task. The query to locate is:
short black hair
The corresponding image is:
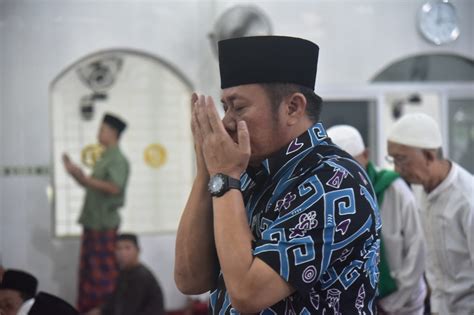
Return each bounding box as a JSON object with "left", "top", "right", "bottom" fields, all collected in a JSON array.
[
  {"left": 117, "top": 233, "right": 140, "bottom": 250},
  {"left": 260, "top": 83, "right": 323, "bottom": 123},
  {"left": 103, "top": 113, "right": 127, "bottom": 138}
]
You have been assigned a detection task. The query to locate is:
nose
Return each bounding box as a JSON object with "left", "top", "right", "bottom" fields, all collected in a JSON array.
[{"left": 222, "top": 111, "right": 237, "bottom": 134}]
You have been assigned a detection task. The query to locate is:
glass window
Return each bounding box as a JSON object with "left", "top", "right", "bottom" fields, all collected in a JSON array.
[
  {"left": 448, "top": 99, "right": 474, "bottom": 173},
  {"left": 320, "top": 100, "right": 377, "bottom": 163}
]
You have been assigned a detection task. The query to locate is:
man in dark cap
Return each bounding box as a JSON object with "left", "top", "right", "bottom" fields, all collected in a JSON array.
[
  {"left": 0, "top": 270, "right": 38, "bottom": 315},
  {"left": 28, "top": 292, "right": 78, "bottom": 315},
  {"left": 63, "top": 112, "right": 130, "bottom": 313},
  {"left": 175, "top": 36, "right": 380, "bottom": 314},
  {"left": 86, "top": 234, "right": 164, "bottom": 315}
]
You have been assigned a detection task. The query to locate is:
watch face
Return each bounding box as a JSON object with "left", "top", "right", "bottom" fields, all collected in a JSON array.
[
  {"left": 209, "top": 174, "right": 225, "bottom": 194},
  {"left": 418, "top": 0, "right": 460, "bottom": 45}
]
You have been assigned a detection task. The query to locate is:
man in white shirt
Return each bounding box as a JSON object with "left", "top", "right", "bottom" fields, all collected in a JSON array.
[
  {"left": 0, "top": 270, "right": 37, "bottom": 315},
  {"left": 387, "top": 113, "right": 474, "bottom": 315},
  {"left": 328, "top": 125, "right": 427, "bottom": 315}
]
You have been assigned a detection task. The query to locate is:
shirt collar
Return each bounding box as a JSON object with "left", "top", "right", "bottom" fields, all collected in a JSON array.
[
  {"left": 427, "top": 161, "right": 457, "bottom": 200},
  {"left": 247, "top": 122, "right": 330, "bottom": 179},
  {"left": 103, "top": 144, "right": 119, "bottom": 156}
]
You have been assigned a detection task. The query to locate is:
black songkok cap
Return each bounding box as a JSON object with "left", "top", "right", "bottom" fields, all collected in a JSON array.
[
  {"left": 0, "top": 269, "right": 38, "bottom": 297},
  {"left": 28, "top": 292, "right": 79, "bottom": 315},
  {"left": 218, "top": 36, "right": 319, "bottom": 90},
  {"left": 103, "top": 113, "right": 127, "bottom": 134},
  {"left": 117, "top": 233, "right": 140, "bottom": 249}
]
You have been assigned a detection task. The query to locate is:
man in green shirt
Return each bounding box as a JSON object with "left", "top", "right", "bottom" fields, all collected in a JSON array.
[{"left": 63, "top": 113, "right": 130, "bottom": 313}]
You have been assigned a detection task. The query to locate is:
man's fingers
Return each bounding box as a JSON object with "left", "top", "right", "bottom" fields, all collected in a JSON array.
[
  {"left": 196, "top": 95, "right": 212, "bottom": 135},
  {"left": 191, "top": 107, "right": 203, "bottom": 144},
  {"left": 191, "top": 92, "right": 198, "bottom": 107},
  {"left": 237, "top": 120, "right": 251, "bottom": 155},
  {"left": 206, "top": 96, "right": 226, "bottom": 134}
]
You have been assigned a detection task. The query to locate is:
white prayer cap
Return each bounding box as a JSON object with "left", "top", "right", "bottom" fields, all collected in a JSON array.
[
  {"left": 327, "top": 125, "right": 365, "bottom": 156},
  {"left": 388, "top": 113, "right": 442, "bottom": 149}
]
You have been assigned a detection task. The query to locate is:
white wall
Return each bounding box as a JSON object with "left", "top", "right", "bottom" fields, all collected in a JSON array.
[
  {"left": 0, "top": 0, "right": 472, "bottom": 310},
  {"left": 217, "top": 0, "right": 474, "bottom": 87},
  {"left": 0, "top": 0, "right": 4, "bottom": 266}
]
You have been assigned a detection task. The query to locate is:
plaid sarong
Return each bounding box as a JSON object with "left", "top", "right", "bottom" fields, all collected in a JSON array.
[{"left": 77, "top": 228, "right": 119, "bottom": 313}]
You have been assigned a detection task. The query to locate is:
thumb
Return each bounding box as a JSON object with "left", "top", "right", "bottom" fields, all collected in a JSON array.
[{"left": 237, "top": 120, "right": 250, "bottom": 155}]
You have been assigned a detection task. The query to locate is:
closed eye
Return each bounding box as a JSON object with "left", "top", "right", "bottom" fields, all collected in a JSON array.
[{"left": 222, "top": 103, "right": 229, "bottom": 112}]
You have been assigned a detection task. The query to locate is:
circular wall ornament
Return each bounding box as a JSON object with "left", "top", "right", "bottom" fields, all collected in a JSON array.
[
  {"left": 81, "top": 144, "right": 104, "bottom": 168},
  {"left": 144, "top": 143, "right": 167, "bottom": 169}
]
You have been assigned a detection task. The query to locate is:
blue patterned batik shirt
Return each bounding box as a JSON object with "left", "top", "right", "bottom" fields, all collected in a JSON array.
[{"left": 210, "top": 123, "right": 381, "bottom": 314}]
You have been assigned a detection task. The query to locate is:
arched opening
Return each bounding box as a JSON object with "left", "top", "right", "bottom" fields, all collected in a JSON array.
[
  {"left": 372, "top": 53, "right": 474, "bottom": 82},
  {"left": 50, "top": 49, "right": 194, "bottom": 237}
]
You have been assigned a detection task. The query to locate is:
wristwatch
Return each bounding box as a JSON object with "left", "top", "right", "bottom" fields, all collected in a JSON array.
[{"left": 208, "top": 173, "right": 241, "bottom": 197}]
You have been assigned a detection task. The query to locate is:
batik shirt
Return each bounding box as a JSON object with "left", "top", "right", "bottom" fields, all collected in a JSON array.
[{"left": 210, "top": 123, "right": 381, "bottom": 314}]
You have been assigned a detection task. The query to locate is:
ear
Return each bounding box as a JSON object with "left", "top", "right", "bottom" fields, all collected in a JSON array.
[
  {"left": 284, "top": 92, "right": 307, "bottom": 126},
  {"left": 362, "top": 148, "right": 370, "bottom": 161},
  {"left": 422, "top": 149, "right": 436, "bottom": 164}
]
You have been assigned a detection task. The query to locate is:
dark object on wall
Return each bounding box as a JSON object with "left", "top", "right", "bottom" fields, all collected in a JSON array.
[
  {"left": 77, "top": 56, "right": 122, "bottom": 92},
  {"left": 209, "top": 5, "right": 272, "bottom": 57},
  {"left": 79, "top": 93, "right": 107, "bottom": 121},
  {"left": 391, "top": 93, "right": 422, "bottom": 119}
]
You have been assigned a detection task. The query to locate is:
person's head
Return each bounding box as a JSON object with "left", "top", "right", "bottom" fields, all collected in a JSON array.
[
  {"left": 326, "top": 125, "right": 369, "bottom": 168},
  {"left": 28, "top": 292, "right": 78, "bottom": 315},
  {"left": 218, "top": 36, "right": 320, "bottom": 165},
  {"left": 387, "top": 113, "right": 444, "bottom": 186},
  {"left": 0, "top": 270, "right": 38, "bottom": 315},
  {"left": 115, "top": 233, "right": 140, "bottom": 270},
  {"left": 98, "top": 113, "right": 127, "bottom": 147}
]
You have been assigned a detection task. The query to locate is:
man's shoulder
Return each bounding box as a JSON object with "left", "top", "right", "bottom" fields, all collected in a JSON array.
[
  {"left": 134, "top": 263, "right": 153, "bottom": 276},
  {"left": 305, "top": 144, "right": 369, "bottom": 186},
  {"left": 115, "top": 148, "right": 129, "bottom": 163},
  {"left": 107, "top": 148, "right": 129, "bottom": 169},
  {"left": 446, "top": 162, "right": 473, "bottom": 208},
  {"left": 133, "top": 264, "right": 161, "bottom": 285},
  {"left": 453, "top": 162, "right": 474, "bottom": 190},
  {"left": 387, "top": 177, "right": 415, "bottom": 198}
]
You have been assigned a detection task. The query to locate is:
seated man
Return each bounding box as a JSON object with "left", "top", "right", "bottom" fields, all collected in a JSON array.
[
  {"left": 28, "top": 292, "right": 78, "bottom": 315},
  {"left": 87, "top": 234, "right": 164, "bottom": 315},
  {"left": 0, "top": 269, "right": 37, "bottom": 315}
]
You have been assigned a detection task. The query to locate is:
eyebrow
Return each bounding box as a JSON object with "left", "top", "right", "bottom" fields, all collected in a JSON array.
[{"left": 220, "top": 94, "right": 250, "bottom": 104}]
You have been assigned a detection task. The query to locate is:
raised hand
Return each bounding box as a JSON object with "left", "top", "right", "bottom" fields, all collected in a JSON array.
[
  {"left": 194, "top": 94, "right": 250, "bottom": 179},
  {"left": 62, "top": 153, "right": 76, "bottom": 174},
  {"left": 62, "top": 153, "right": 86, "bottom": 185}
]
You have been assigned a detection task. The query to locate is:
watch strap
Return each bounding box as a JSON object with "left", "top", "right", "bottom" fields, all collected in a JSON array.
[{"left": 227, "top": 176, "right": 241, "bottom": 191}]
